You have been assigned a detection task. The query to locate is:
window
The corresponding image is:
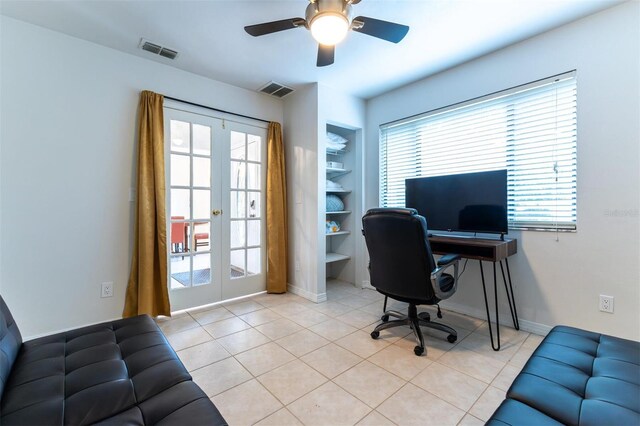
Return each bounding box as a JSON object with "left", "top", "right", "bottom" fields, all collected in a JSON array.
[{"left": 380, "top": 71, "right": 577, "bottom": 231}]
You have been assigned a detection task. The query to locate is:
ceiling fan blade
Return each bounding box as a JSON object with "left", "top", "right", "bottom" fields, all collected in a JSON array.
[
  {"left": 244, "top": 18, "right": 305, "bottom": 37},
  {"left": 352, "top": 16, "right": 409, "bottom": 43},
  {"left": 317, "top": 44, "right": 335, "bottom": 67}
]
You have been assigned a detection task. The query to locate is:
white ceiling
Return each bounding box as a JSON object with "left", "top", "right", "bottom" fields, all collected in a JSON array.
[{"left": 0, "top": 0, "right": 623, "bottom": 99}]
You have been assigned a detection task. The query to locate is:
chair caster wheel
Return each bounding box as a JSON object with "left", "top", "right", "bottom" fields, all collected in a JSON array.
[
  {"left": 381, "top": 315, "right": 389, "bottom": 322},
  {"left": 447, "top": 334, "right": 457, "bottom": 343},
  {"left": 437, "top": 312, "right": 443, "bottom": 319},
  {"left": 414, "top": 346, "right": 424, "bottom": 356},
  {"left": 371, "top": 331, "right": 380, "bottom": 339}
]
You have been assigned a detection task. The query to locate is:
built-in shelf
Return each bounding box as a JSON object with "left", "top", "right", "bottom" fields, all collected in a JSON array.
[
  {"left": 325, "top": 252, "right": 351, "bottom": 263},
  {"left": 326, "top": 148, "right": 348, "bottom": 156},
  {"left": 326, "top": 231, "right": 350, "bottom": 237},
  {"left": 326, "top": 168, "right": 351, "bottom": 178},
  {"left": 324, "top": 124, "right": 358, "bottom": 286},
  {"left": 326, "top": 167, "right": 349, "bottom": 173}
]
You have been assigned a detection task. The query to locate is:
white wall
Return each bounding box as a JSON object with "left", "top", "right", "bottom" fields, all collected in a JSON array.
[
  {"left": 318, "top": 85, "right": 366, "bottom": 291},
  {"left": 0, "top": 17, "right": 283, "bottom": 338},
  {"left": 365, "top": 2, "right": 640, "bottom": 340},
  {"left": 283, "top": 84, "right": 321, "bottom": 301},
  {"left": 283, "top": 84, "right": 365, "bottom": 302}
]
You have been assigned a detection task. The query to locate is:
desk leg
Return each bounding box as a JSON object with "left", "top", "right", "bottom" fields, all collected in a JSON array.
[
  {"left": 479, "top": 260, "right": 501, "bottom": 351},
  {"left": 499, "top": 259, "right": 520, "bottom": 330}
]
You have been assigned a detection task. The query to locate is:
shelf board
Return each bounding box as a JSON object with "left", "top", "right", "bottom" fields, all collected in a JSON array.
[
  {"left": 326, "top": 148, "right": 348, "bottom": 155},
  {"left": 326, "top": 189, "right": 351, "bottom": 193},
  {"left": 326, "top": 169, "right": 351, "bottom": 179},
  {"left": 325, "top": 252, "right": 351, "bottom": 263},
  {"left": 326, "top": 231, "right": 350, "bottom": 237},
  {"left": 325, "top": 210, "right": 351, "bottom": 215},
  {"left": 326, "top": 167, "right": 350, "bottom": 173}
]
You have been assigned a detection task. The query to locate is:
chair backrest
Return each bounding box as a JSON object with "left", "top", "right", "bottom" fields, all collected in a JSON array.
[
  {"left": 362, "top": 208, "right": 437, "bottom": 302},
  {"left": 170, "top": 216, "right": 186, "bottom": 245},
  {"left": 0, "top": 295, "right": 23, "bottom": 401}
]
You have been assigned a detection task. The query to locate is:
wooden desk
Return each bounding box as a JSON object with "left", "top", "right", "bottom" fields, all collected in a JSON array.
[{"left": 429, "top": 236, "right": 519, "bottom": 351}]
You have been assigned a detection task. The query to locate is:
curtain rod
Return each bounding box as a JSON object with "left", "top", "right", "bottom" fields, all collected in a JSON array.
[{"left": 163, "top": 95, "right": 271, "bottom": 124}]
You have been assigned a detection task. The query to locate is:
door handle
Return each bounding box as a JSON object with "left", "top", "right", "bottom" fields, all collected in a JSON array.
[{"left": 212, "top": 209, "right": 223, "bottom": 216}]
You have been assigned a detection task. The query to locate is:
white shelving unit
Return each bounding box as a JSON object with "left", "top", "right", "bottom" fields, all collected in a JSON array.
[
  {"left": 283, "top": 85, "right": 364, "bottom": 303},
  {"left": 325, "top": 252, "right": 351, "bottom": 263},
  {"left": 326, "top": 231, "right": 350, "bottom": 237},
  {"left": 324, "top": 124, "right": 356, "bottom": 277}
]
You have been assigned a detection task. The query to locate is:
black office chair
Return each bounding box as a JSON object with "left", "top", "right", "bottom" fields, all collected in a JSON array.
[{"left": 362, "top": 208, "right": 460, "bottom": 356}]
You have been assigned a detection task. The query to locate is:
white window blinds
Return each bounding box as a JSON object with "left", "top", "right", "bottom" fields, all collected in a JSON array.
[{"left": 380, "top": 71, "right": 577, "bottom": 231}]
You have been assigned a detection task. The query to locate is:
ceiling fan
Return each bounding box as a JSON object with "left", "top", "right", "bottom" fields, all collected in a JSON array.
[{"left": 244, "top": 0, "right": 410, "bottom": 67}]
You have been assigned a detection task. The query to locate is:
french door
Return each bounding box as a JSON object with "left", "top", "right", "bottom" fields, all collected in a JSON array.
[{"left": 164, "top": 105, "right": 267, "bottom": 311}]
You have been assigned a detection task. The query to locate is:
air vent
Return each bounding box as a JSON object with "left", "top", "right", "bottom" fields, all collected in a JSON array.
[
  {"left": 159, "top": 48, "right": 178, "bottom": 60},
  {"left": 259, "top": 81, "right": 294, "bottom": 98},
  {"left": 139, "top": 38, "right": 179, "bottom": 60}
]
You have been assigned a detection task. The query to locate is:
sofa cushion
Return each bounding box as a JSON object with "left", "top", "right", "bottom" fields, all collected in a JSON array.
[
  {"left": 488, "top": 325, "right": 640, "bottom": 426},
  {"left": 0, "top": 314, "right": 226, "bottom": 425}
]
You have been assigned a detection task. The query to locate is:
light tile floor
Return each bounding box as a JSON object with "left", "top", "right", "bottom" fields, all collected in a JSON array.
[{"left": 157, "top": 280, "right": 541, "bottom": 426}]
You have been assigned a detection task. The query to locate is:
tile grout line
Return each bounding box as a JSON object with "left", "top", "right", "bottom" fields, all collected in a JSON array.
[{"left": 161, "top": 287, "right": 520, "bottom": 425}]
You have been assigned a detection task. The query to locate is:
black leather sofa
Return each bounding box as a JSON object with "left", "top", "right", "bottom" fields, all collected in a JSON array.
[
  {"left": 488, "top": 325, "right": 640, "bottom": 425},
  {"left": 0, "top": 296, "right": 227, "bottom": 425}
]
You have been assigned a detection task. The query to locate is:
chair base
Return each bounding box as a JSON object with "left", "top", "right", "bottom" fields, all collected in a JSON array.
[{"left": 371, "top": 304, "right": 457, "bottom": 356}]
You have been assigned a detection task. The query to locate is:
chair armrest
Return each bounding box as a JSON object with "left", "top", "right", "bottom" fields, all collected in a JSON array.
[
  {"left": 430, "top": 255, "right": 461, "bottom": 300},
  {"left": 437, "top": 253, "right": 460, "bottom": 267}
]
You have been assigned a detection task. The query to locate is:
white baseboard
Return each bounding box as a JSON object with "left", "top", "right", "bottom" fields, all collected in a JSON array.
[
  {"left": 24, "top": 290, "right": 272, "bottom": 341},
  {"left": 287, "top": 283, "right": 327, "bottom": 303},
  {"left": 362, "top": 280, "right": 375, "bottom": 290},
  {"left": 440, "top": 300, "right": 552, "bottom": 336}
]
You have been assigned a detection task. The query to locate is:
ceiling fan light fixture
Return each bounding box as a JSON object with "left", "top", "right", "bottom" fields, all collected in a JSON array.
[{"left": 310, "top": 13, "right": 349, "bottom": 46}]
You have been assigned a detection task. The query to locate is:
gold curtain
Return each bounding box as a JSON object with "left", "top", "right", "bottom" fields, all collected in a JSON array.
[
  {"left": 266, "top": 122, "right": 288, "bottom": 293},
  {"left": 123, "top": 91, "right": 171, "bottom": 317}
]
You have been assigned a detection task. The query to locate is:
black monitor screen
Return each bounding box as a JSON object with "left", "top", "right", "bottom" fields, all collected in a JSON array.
[{"left": 405, "top": 170, "right": 508, "bottom": 234}]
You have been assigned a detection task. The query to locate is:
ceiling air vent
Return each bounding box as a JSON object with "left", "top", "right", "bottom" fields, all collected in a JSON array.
[
  {"left": 259, "top": 81, "right": 294, "bottom": 98},
  {"left": 139, "top": 38, "right": 179, "bottom": 60},
  {"left": 159, "top": 47, "right": 178, "bottom": 60}
]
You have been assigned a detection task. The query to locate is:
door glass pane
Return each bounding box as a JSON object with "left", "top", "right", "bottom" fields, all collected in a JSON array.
[
  {"left": 192, "top": 222, "right": 210, "bottom": 253},
  {"left": 171, "top": 189, "right": 190, "bottom": 219},
  {"left": 231, "top": 131, "right": 246, "bottom": 160},
  {"left": 230, "top": 191, "right": 246, "bottom": 219},
  {"left": 170, "top": 254, "right": 191, "bottom": 288},
  {"left": 193, "top": 124, "right": 211, "bottom": 156},
  {"left": 247, "top": 220, "right": 260, "bottom": 247},
  {"left": 230, "top": 249, "right": 245, "bottom": 279},
  {"left": 170, "top": 120, "right": 190, "bottom": 153},
  {"left": 193, "top": 190, "right": 210, "bottom": 219},
  {"left": 247, "top": 163, "right": 260, "bottom": 190},
  {"left": 247, "top": 248, "right": 261, "bottom": 275},
  {"left": 247, "top": 135, "right": 261, "bottom": 162},
  {"left": 192, "top": 253, "right": 211, "bottom": 287},
  {"left": 231, "top": 161, "right": 246, "bottom": 189},
  {"left": 230, "top": 220, "right": 245, "bottom": 248},
  {"left": 193, "top": 157, "right": 210, "bottom": 187},
  {"left": 170, "top": 154, "right": 190, "bottom": 186},
  {"left": 247, "top": 192, "right": 260, "bottom": 218}
]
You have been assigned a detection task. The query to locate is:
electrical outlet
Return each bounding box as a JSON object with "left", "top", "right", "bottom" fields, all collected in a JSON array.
[
  {"left": 101, "top": 282, "right": 114, "bottom": 298},
  {"left": 599, "top": 295, "right": 614, "bottom": 313},
  {"left": 295, "top": 260, "right": 301, "bottom": 271}
]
